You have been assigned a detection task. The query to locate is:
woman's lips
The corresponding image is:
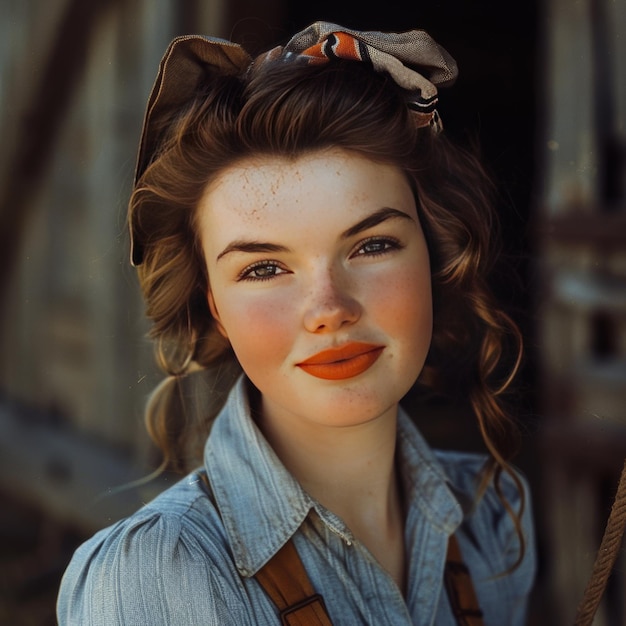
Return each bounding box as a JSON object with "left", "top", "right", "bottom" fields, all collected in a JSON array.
[{"left": 296, "top": 342, "right": 384, "bottom": 380}]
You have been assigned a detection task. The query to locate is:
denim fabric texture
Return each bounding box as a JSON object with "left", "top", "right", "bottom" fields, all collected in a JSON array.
[{"left": 57, "top": 376, "right": 536, "bottom": 625}]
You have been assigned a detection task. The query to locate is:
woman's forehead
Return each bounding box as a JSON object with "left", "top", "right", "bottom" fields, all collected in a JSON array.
[
  {"left": 203, "top": 148, "right": 409, "bottom": 201},
  {"left": 197, "top": 148, "right": 415, "bottom": 235}
]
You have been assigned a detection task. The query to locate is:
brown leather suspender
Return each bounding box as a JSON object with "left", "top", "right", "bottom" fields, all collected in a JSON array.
[
  {"left": 255, "top": 534, "right": 484, "bottom": 626},
  {"left": 255, "top": 539, "right": 333, "bottom": 626},
  {"left": 444, "top": 535, "right": 485, "bottom": 626}
]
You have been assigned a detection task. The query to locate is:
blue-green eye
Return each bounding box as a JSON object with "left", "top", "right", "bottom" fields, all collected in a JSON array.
[
  {"left": 238, "top": 261, "right": 287, "bottom": 281},
  {"left": 353, "top": 237, "right": 402, "bottom": 257}
]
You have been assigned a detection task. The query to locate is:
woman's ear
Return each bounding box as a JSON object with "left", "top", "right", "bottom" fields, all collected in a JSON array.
[{"left": 208, "top": 291, "right": 228, "bottom": 339}]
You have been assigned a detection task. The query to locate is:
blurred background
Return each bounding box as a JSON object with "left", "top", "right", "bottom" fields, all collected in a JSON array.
[{"left": 1, "top": 1, "right": 625, "bottom": 624}]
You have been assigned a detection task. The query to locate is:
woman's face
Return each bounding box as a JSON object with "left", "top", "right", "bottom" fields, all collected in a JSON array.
[{"left": 198, "top": 148, "right": 432, "bottom": 431}]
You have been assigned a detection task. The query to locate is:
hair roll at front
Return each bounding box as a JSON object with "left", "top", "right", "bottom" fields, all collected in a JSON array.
[{"left": 130, "top": 59, "right": 525, "bottom": 562}]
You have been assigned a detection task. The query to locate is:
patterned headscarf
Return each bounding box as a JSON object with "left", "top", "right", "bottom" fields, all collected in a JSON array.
[
  {"left": 130, "top": 22, "right": 458, "bottom": 265},
  {"left": 257, "top": 22, "right": 457, "bottom": 130}
]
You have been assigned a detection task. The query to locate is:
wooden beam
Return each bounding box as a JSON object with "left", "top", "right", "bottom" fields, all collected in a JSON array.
[{"left": 0, "top": 0, "right": 121, "bottom": 318}]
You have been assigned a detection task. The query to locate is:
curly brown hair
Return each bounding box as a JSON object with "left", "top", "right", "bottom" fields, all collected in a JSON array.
[{"left": 129, "top": 58, "right": 525, "bottom": 565}]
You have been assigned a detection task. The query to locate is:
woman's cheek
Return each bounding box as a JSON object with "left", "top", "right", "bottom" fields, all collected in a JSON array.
[
  {"left": 369, "top": 265, "right": 433, "bottom": 372},
  {"left": 372, "top": 263, "right": 430, "bottom": 317},
  {"left": 222, "top": 293, "right": 295, "bottom": 366}
]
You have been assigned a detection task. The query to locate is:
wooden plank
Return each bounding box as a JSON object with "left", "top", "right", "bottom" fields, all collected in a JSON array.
[
  {"left": 537, "top": 211, "right": 626, "bottom": 247},
  {"left": 542, "top": 0, "right": 597, "bottom": 214}
]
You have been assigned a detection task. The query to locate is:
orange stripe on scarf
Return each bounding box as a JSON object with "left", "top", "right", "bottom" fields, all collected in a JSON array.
[
  {"left": 301, "top": 33, "right": 362, "bottom": 63},
  {"left": 333, "top": 33, "right": 361, "bottom": 60}
]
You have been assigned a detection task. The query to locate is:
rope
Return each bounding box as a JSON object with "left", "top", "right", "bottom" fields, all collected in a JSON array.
[{"left": 574, "top": 459, "right": 626, "bottom": 626}]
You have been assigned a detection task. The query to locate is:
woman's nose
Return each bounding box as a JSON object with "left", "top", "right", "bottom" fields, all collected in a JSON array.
[{"left": 302, "top": 270, "right": 362, "bottom": 333}]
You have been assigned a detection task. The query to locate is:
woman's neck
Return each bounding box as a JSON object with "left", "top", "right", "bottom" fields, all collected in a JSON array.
[{"left": 256, "top": 397, "right": 406, "bottom": 591}]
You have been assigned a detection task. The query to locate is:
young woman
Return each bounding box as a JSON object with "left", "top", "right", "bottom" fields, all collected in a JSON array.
[{"left": 57, "top": 21, "right": 536, "bottom": 625}]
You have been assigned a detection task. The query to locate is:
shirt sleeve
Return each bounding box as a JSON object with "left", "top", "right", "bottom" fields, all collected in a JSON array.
[{"left": 56, "top": 511, "right": 250, "bottom": 626}]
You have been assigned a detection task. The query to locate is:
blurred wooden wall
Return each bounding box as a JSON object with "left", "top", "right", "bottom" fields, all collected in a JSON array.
[
  {"left": 534, "top": 0, "right": 626, "bottom": 623},
  {"left": 0, "top": 0, "right": 223, "bottom": 532}
]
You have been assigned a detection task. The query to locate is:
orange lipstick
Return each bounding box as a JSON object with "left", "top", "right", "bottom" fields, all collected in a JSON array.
[{"left": 297, "top": 342, "right": 384, "bottom": 380}]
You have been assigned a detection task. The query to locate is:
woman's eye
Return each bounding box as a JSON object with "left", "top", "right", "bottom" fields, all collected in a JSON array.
[
  {"left": 238, "top": 261, "right": 286, "bottom": 281},
  {"left": 353, "top": 237, "right": 401, "bottom": 257}
]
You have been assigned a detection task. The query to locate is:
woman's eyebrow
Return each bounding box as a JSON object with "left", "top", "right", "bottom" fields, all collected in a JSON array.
[
  {"left": 216, "top": 207, "right": 414, "bottom": 262},
  {"left": 216, "top": 241, "right": 289, "bottom": 262},
  {"left": 341, "top": 207, "right": 415, "bottom": 239}
]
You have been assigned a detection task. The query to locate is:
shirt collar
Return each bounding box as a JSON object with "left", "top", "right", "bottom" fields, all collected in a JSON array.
[
  {"left": 205, "top": 377, "right": 316, "bottom": 576},
  {"left": 204, "top": 376, "right": 462, "bottom": 576},
  {"left": 396, "top": 410, "right": 463, "bottom": 532}
]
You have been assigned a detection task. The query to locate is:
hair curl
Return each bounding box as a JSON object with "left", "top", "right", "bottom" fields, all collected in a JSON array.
[{"left": 130, "top": 59, "right": 525, "bottom": 566}]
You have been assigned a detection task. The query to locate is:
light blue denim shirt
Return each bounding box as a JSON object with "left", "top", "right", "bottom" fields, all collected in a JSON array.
[{"left": 57, "top": 377, "right": 535, "bottom": 625}]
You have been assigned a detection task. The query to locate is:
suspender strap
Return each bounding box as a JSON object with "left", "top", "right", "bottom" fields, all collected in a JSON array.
[
  {"left": 254, "top": 539, "right": 333, "bottom": 626},
  {"left": 255, "top": 534, "right": 483, "bottom": 626},
  {"left": 444, "top": 534, "right": 485, "bottom": 626}
]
